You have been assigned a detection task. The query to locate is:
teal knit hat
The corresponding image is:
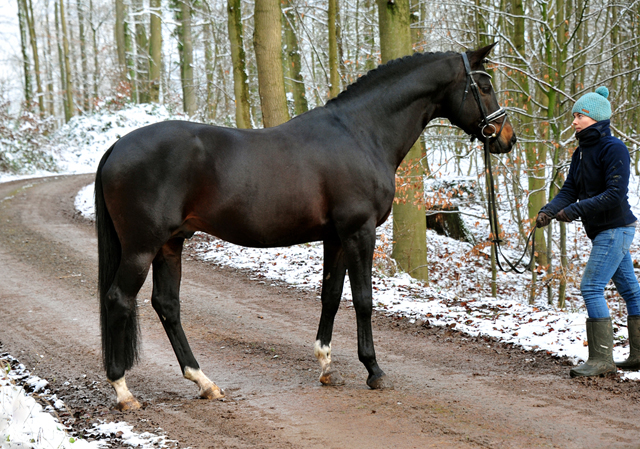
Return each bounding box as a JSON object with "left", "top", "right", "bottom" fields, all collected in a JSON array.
[{"left": 572, "top": 86, "right": 612, "bottom": 121}]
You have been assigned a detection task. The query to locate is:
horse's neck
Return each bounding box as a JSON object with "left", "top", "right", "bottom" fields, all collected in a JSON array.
[{"left": 329, "top": 60, "right": 454, "bottom": 169}]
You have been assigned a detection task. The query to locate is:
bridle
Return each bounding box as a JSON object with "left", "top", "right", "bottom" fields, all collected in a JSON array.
[
  {"left": 458, "top": 52, "right": 507, "bottom": 142},
  {"left": 459, "top": 52, "right": 535, "bottom": 274}
]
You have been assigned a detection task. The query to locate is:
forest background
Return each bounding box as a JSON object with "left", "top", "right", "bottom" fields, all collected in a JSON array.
[{"left": 1, "top": 0, "right": 640, "bottom": 306}]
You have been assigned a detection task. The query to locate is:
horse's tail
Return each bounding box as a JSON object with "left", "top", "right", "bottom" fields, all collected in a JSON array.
[{"left": 95, "top": 144, "right": 139, "bottom": 372}]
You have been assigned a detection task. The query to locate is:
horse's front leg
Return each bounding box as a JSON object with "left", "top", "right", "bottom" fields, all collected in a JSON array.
[
  {"left": 315, "top": 237, "right": 348, "bottom": 386},
  {"left": 152, "top": 239, "right": 224, "bottom": 400},
  {"left": 342, "top": 221, "right": 392, "bottom": 390}
]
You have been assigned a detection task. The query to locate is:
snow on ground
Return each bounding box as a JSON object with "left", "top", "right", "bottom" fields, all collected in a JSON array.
[
  {"left": 0, "top": 104, "right": 187, "bottom": 184},
  {"left": 3, "top": 103, "right": 640, "bottom": 448},
  {"left": 0, "top": 354, "right": 177, "bottom": 449},
  {"left": 51, "top": 104, "right": 188, "bottom": 176}
]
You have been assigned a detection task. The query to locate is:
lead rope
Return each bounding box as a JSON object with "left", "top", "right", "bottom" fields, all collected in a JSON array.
[{"left": 483, "top": 138, "right": 536, "bottom": 274}]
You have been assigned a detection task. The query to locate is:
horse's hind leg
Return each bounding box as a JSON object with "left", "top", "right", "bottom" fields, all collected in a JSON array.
[
  {"left": 104, "top": 252, "right": 155, "bottom": 411},
  {"left": 315, "top": 237, "right": 347, "bottom": 386},
  {"left": 151, "top": 238, "right": 224, "bottom": 400}
]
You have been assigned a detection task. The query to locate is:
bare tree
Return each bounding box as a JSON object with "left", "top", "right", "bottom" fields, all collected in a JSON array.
[
  {"left": 253, "top": 0, "right": 289, "bottom": 127},
  {"left": 60, "top": 0, "right": 74, "bottom": 121},
  {"left": 377, "top": 0, "right": 429, "bottom": 283},
  {"left": 227, "top": 0, "right": 252, "bottom": 128},
  {"left": 177, "top": 0, "right": 196, "bottom": 116},
  {"left": 149, "top": 0, "right": 162, "bottom": 103}
]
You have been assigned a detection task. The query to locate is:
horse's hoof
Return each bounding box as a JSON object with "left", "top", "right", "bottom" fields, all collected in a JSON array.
[
  {"left": 319, "top": 369, "right": 345, "bottom": 386},
  {"left": 200, "top": 385, "right": 225, "bottom": 400},
  {"left": 116, "top": 397, "right": 141, "bottom": 411},
  {"left": 367, "top": 373, "right": 393, "bottom": 390}
]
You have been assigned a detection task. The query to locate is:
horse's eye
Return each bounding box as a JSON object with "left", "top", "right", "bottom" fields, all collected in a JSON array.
[{"left": 481, "top": 86, "right": 491, "bottom": 94}]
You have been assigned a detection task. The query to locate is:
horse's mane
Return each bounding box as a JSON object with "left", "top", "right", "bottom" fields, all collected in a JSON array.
[{"left": 326, "top": 51, "right": 459, "bottom": 107}]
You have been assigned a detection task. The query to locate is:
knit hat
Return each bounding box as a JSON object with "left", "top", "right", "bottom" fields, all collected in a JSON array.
[{"left": 572, "top": 86, "right": 612, "bottom": 121}]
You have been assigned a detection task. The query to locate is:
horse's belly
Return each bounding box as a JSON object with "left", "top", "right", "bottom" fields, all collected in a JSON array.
[
  {"left": 191, "top": 212, "right": 327, "bottom": 249},
  {"left": 209, "top": 227, "right": 325, "bottom": 248}
]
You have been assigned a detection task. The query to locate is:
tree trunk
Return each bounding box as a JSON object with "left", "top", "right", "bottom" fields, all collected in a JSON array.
[
  {"left": 551, "top": 0, "right": 569, "bottom": 306},
  {"left": 282, "top": 1, "right": 308, "bottom": 115},
  {"left": 115, "top": 0, "right": 127, "bottom": 78},
  {"left": 377, "top": 0, "right": 428, "bottom": 283},
  {"left": 328, "top": 0, "right": 340, "bottom": 98},
  {"left": 178, "top": 0, "right": 197, "bottom": 116},
  {"left": 475, "top": 0, "right": 499, "bottom": 293},
  {"left": 60, "top": 0, "right": 74, "bottom": 121},
  {"left": 133, "top": 0, "right": 149, "bottom": 103},
  {"left": 510, "top": 0, "right": 547, "bottom": 268},
  {"left": 610, "top": 5, "right": 620, "bottom": 95},
  {"left": 75, "top": 0, "right": 89, "bottom": 111},
  {"left": 227, "top": 0, "right": 252, "bottom": 128},
  {"left": 124, "top": 2, "right": 135, "bottom": 101},
  {"left": 474, "top": 0, "right": 490, "bottom": 47},
  {"left": 44, "top": 0, "right": 55, "bottom": 116},
  {"left": 558, "top": 221, "right": 567, "bottom": 308},
  {"left": 25, "top": 0, "right": 44, "bottom": 115},
  {"left": 17, "top": 0, "right": 32, "bottom": 108},
  {"left": 55, "top": 1, "right": 68, "bottom": 119},
  {"left": 204, "top": 20, "right": 216, "bottom": 121},
  {"left": 363, "top": 0, "right": 377, "bottom": 72},
  {"left": 148, "top": 0, "right": 162, "bottom": 103},
  {"left": 426, "top": 205, "right": 475, "bottom": 244},
  {"left": 253, "top": 0, "right": 290, "bottom": 128}
]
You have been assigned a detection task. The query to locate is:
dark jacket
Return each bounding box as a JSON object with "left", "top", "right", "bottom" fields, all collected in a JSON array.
[{"left": 540, "top": 120, "right": 636, "bottom": 240}]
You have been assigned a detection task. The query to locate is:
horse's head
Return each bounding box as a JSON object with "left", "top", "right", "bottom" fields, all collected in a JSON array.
[{"left": 446, "top": 44, "right": 516, "bottom": 154}]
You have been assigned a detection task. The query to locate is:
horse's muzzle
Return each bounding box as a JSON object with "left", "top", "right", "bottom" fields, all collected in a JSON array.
[{"left": 488, "top": 119, "right": 516, "bottom": 154}]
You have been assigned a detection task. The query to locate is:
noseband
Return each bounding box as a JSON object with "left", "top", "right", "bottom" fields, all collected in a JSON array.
[{"left": 459, "top": 52, "right": 507, "bottom": 141}]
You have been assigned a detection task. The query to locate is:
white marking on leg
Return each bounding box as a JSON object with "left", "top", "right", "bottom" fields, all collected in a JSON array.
[
  {"left": 108, "top": 377, "right": 140, "bottom": 410},
  {"left": 314, "top": 340, "right": 331, "bottom": 370},
  {"left": 184, "top": 366, "right": 224, "bottom": 399},
  {"left": 314, "top": 340, "right": 343, "bottom": 385}
]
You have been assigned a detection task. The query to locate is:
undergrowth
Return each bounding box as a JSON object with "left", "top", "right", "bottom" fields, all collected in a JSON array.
[{"left": 0, "top": 101, "right": 59, "bottom": 175}]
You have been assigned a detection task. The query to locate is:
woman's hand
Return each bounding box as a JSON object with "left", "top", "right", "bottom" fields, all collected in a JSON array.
[
  {"left": 556, "top": 209, "right": 572, "bottom": 222},
  {"left": 536, "top": 212, "right": 551, "bottom": 228}
]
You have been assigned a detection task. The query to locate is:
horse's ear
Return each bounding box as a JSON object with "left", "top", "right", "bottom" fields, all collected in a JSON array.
[{"left": 466, "top": 43, "right": 497, "bottom": 67}]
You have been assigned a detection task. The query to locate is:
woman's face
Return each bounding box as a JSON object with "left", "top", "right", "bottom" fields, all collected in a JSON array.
[{"left": 572, "top": 112, "right": 597, "bottom": 133}]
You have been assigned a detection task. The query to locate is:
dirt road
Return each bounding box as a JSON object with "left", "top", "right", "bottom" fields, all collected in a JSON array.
[{"left": 0, "top": 175, "right": 639, "bottom": 449}]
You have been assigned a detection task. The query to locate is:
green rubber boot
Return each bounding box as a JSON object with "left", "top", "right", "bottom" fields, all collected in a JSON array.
[
  {"left": 615, "top": 315, "right": 640, "bottom": 370},
  {"left": 570, "top": 318, "right": 617, "bottom": 378}
]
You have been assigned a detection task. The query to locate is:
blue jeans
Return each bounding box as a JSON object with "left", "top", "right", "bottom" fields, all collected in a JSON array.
[{"left": 581, "top": 226, "right": 640, "bottom": 318}]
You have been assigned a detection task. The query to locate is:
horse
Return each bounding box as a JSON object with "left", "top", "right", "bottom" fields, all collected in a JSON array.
[{"left": 95, "top": 43, "right": 516, "bottom": 410}]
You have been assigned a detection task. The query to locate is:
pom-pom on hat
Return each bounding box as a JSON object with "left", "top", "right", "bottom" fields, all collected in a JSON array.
[{"left": 572, "top": 86, "right": 612, "bottom": 122}]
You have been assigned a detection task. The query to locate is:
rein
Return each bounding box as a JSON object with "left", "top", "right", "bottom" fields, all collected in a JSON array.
[
  {"left": 483, "top": 138, "right": 536, "bottom": 274},
  {"left": 459, "top": 52, "right": 535, "bottom": 273}
]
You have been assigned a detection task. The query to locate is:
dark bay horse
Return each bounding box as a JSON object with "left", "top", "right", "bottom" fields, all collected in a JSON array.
[{"left": 95, "top": 44, "right": 516, "bottom": 410}]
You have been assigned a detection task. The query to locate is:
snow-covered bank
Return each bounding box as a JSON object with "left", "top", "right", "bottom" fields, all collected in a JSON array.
[
  {"left": 0, "top": 353, "right": 177, "bottom": 449},
  {"left": 0, "top": 104, "right": 186, "bottom": 184}
]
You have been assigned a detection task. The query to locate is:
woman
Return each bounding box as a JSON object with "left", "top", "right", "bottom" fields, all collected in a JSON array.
[{"left": 537, "top": 86, "right": 640, "bottom": 377}]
